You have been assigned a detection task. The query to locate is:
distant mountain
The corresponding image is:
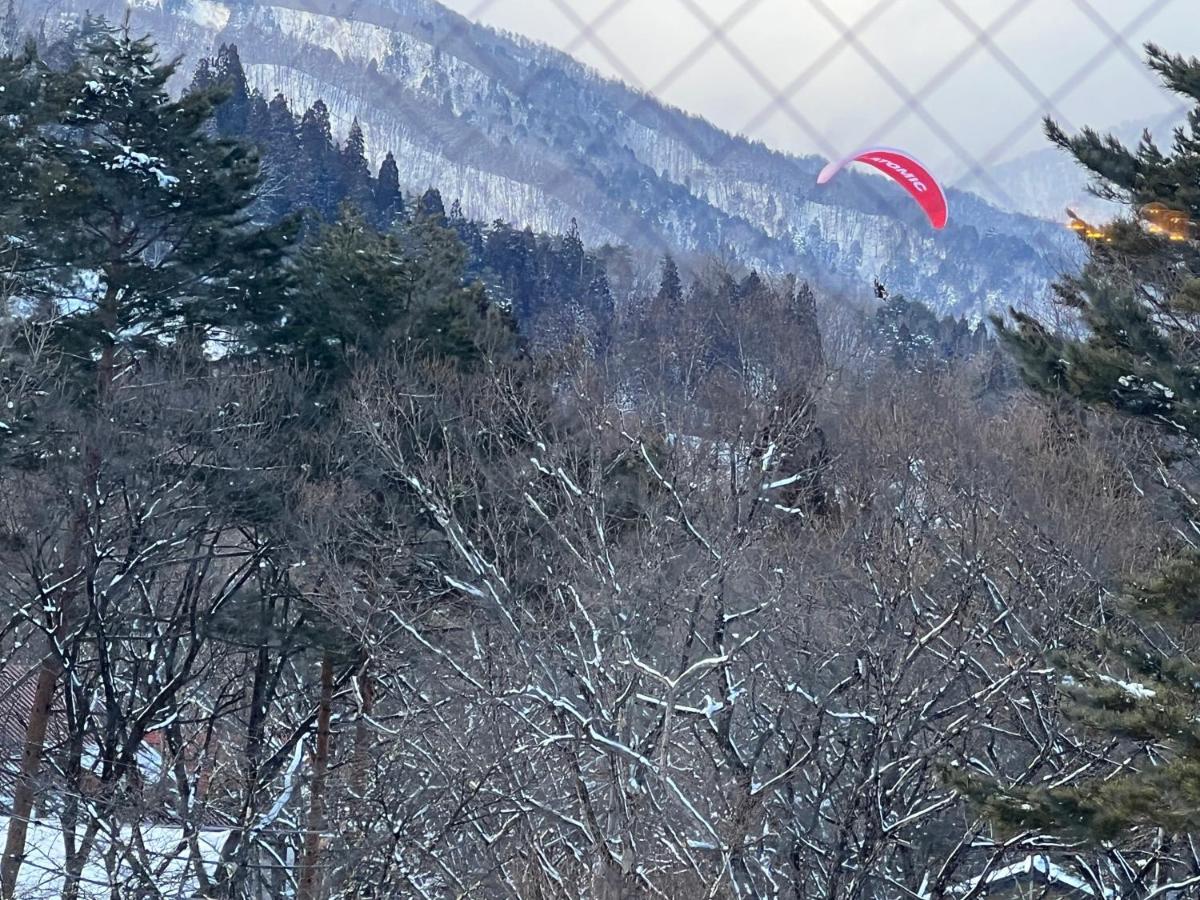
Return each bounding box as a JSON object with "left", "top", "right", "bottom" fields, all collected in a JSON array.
[
  {"left": 21, "top": 0, "right": 1081, "bottom": 315},
  {"left": 958, "top": 114, "right": 1186, "bottom": 224}
]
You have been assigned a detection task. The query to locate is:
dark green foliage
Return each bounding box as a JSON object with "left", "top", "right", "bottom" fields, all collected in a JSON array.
[
  {"left": 998, "top": 277, "right": 1200, "bottom": 436},
  {"left": 340, "top": 118, "right": 373, "bottom": 211},
  {"left": 976, "top": 44, "right": 1200, "bottom": 844},
  {"left": 656, "top": 254, "right": 683, "bottom": 311},
  {"left": 213, "top": 44, "right": 250, "bottom": 136},
  {"left": 186, "top": 47, "right": 619, "bottom": 339},
  {"left": 397, "top": 211, "right": 519, "bottom": 366},
  {"left": 1, "top": 19, "right": 293, "bottom": 386},
  {"left": 416, "top": 187, "right": 446, "bottom": 222},
  {"left": 246, "top": 206, "right": 409, "bottom": 377},
  {"left": 247, "top": 206, "right": 517, "bottom": 382},
  {"left": 258, "top": 92, "right": 303, "bottom": 221},
  {"left": 869, "top": 293, "right": 991, "bottom": 371},
  {"left": 966, "top": 555, "right": 1200, "bottom": 840},
  {"left": 374, "top": 150, "right": 403, "bottom": 228},
  {"left": 483, "top": 222, "right": 540, "bottom": 321},
  {"left": 299, "top": 99, "right": 340, "bottom": 220}
]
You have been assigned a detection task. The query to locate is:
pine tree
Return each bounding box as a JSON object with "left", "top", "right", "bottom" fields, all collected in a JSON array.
[
  {"left": 656, "top": 254, "right": 683, "bottom": 310},
  {"left": 340, "top": 117, "right": 373, "bottom": 211},
  {"left": 587, "top": 269, "right": 614, "bottom": 355},
  {"left": 5, "top": 18, "right": 293, "bottom": 386},
  {"left": 447, "top": 198, "right": 484, "bottom": 263},
  {"left": 212, "top": 43, "right": 250, "bottom": 137},
  {"left": 246, "top": 89, "right": 269, "bottom": 144},
  {"left": 966, "top": 44, "right": 1200, "bottom": 844},
  {"left": 299, "top": 99, "right": 338, "bottom": 219},
  {"left": 374, "top": 149, "right": 403, "bottom": 228},
  {"left": 0, "top": 21, "right": 293, "bottom": 893},
  {"left": 249, "top": 206, "right": 409, "bottom": 378},
  {"left": 483, "top": 220, "right": 540, "bottom": 323},
  {"left": 399, "top": 212, "right": 517, "bottom": 365},
  {"left": 417, "top": 186, "right": 446, "bottom": 222},
  {"left": 738, "top": 270, "right": 767, "bottom": 305},
  {"left": 251, "top": 205, "right": 518, "bottom": 381},
  {"left": 259, "top": 91, "right": 303, "bottom": 219},
  {"left": 557, "top": 217, "right": 585, "bottom": 297}
]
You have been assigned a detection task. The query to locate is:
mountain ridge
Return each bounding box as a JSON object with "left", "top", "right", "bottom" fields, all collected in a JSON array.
[
  {"left": 21, "top": 0, "right": 1082, "bottom": 314},
  {"left": 959, "top": 113, "right": 1186, "bottom": 224}
]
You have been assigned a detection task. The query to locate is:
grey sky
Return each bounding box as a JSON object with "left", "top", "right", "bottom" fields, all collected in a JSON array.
[{"left": 440, "top": 0, "right": 1198, "bottom": 181}]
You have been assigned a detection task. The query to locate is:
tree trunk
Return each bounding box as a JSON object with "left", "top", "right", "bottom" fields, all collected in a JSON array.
[
  {"left": 0, "top": 661, "right": 59, "bottom": 898},
  {"left": 0, "top": 445, "right": 99, "bottom": 899},
  {"left": 0, "top": 301, "right": 115, "bottom": 898},
  {"left": 297, "top": 654, "right": 334, "bottom": 900}
]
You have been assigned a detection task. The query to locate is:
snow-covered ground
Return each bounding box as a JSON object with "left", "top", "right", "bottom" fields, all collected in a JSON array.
[{"left": 0, "top": 817, "right": 228, "bottom": 899}]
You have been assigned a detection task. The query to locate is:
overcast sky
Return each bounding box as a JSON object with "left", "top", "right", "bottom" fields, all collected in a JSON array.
[{"left": 439, "top": 0, "right": 1198, "bottom": 180}]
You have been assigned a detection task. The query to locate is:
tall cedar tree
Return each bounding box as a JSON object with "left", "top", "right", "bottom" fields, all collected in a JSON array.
[
  {"left": 657, "top": 254, "right": 683, "bottom": 310},
  {"left": 299, "top": 98, "right": 339, "bottom": 219},
  {"left": 967, "top": 45, "right": 1200, "bottom": 842},
  {"left": 340, "top": 117, "right": 374, "bottom": 211},
  {"left": 374, "top": 149, "right": 403, "bottom": 227},
  {"left": 401, "top": 206, "right": 519, "bottom": 365},
  {"left": 7, "top": 19, "right": 292, "bottom": 381},
  {"left": 262, "top": 91, "right": 303, "bottom": 219}
]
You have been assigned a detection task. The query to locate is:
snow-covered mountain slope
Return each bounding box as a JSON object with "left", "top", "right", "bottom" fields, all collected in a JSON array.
[
  {"left": 22, "top": 0, "right": 1082, "bottom": 314},
  {"left": 958, "top": 114, "right": 1185, "bottom": 225}
]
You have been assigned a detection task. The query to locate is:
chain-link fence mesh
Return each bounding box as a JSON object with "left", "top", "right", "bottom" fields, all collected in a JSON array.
[{"left": 435, "top": 0, "right": 1189, "bottom": 217}]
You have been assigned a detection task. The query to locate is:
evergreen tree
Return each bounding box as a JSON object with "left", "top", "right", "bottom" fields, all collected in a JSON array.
[
  {"left": 966, "top": 44, "right": 1200, "bottom": 843},
  {"left": 416, "top": 186, "right": 446, "bottom": 222},
  {"left": 212, "top": 43, "right": 249, "bottom": 136},
  {"left": 299, "top": 99, "right": 338, "bottom": 219},
  {"left": 483, "top": 220, "right": 540, "bottom": 322},
  {"left": 245, "top": 89, "right": 269, "bottom": 143},
  {"left": 868, "top": 294, "right": 987, "bottom": 370},
  {"left": 0, "top": 40, "right": 49, "bottom": 263},
  {"left": 374, "top": 149, "right": 403, "bottom": 228},
  {"left": 738, "top": 270, "right": 767, "bottom": 305},
  {"left": 3, "top": 19, "right": 292, "bottom": 385},
  {"left": 656, "top": 254, "right": 683, "bottom": 310},
  {"left": 587, "top": 269, "right": 614, "bottom": 355},
  {"left": 518, "top": 226, "right": 542, "bottom": 317},
  {"left": 556, "top": 217, "right": 585, "bottom": 297},
  {"left": 249, "top": 206, "right": 408, "bottom": 378},
  {"left": 340, "top": 117, "right": 373, "bottom": 211},
  {"left": 250, "top": 205, "right": 518, "bottom": 381},
  {"left": 447, "top": 198, "right": 485, "bottom": 263},
  {"left": 260, "top": 91, "right": 302, "bottom": 212},
  {"left": 0, "top": 22, "right": 295, "bottom": 891},
  {"left": 398, "top": 211, "right": 517, "bottom": 365}
]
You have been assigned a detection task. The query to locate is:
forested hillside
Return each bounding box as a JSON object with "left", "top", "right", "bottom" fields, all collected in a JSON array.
[
  {"left": 10, "top": 0, "right": 1079, "bottom": 315},
  {"left": 3, "top": 14, "right": 1200, "bottom": 900}
]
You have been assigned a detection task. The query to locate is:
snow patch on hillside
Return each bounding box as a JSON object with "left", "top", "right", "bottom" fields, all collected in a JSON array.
[
  {"left": 261, "top": 6, "right": 392, "bottom": 65},
  {"left": 185, "top": 0, "right": 230, "bottom": 31}
]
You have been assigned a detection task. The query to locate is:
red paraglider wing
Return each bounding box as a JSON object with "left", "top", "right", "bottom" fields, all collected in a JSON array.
[{"left": 817, "top": 147, "right": 949, "bottom": 230}]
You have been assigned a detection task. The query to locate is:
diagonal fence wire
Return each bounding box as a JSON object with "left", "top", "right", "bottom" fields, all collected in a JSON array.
[
  {"left": 171, "top": 0, "right": 1189, "bottom": 263},
  {"left": 422, "top": 0, "right": 1182, "bottom": 250}
]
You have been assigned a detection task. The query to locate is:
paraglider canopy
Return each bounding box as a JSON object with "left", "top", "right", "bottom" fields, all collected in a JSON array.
[{"left": 817, "top": 147, "right": 949, "bottom": 230}]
